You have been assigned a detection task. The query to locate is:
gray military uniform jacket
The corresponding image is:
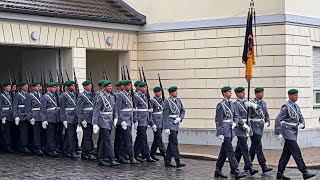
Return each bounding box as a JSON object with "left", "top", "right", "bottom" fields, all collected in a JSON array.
[
  {"left": 40, "top": 92, "right": 60, "bottom": 123},
  {"left": 162, "top": 96, "right": 185, "bottom": 131},
  {"left": 76, "top": 91, "right": 94, "bottom": 124},
  {"left": 60, "top": 91, "right": 77, "bottom": 124},
  {"left": 115, "top": 91, "right": 134, "bottom": 127},
  {"left": 25, "top": 91, "right": 42, "bottom": 121},
  {"left": 234, "top": 98, "right": 251, "bottom": 137},
  {"left": 249, "top": 98, "right": 270, "bottom": 136},
  {"left": 274, "top": 100, "right": 305, "bottom": 141},
  {"left": 215, "top": 99, "right": 240, "bottom": 138},
  {"left": 93, "top": 92, "right": 117, "bottom": 130},
  {"left": 134, "top": 92, "right": 154, "bottom": 127},
  {"left": 0, "top": 92, "right": 13, "bottom": 120},
  {"left": 12, "top": 91, "right": 28, "bottom": 121},
  {"left": 150, "top": 96, "right": 164, "bottom": 129}
]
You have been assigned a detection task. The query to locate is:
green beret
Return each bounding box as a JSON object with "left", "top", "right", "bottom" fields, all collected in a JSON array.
[
  {"left": 288, "top": 89, "right": 298, "bottom": 95},
  {"left": 47, "top": 82, "right": 57, "bottom": 87},
  {"left": 98, "top": 80, "right": 106, "bottom": 86},
  {"left": 134, "top": 80, "right": 141, "bottom": 87},
  {"left": 153, "top": 86, "right": 162, "bottom": 92},
  {"left": 32, "top": 81, "right": 41, "bottom": 87},
  {"left": 19, "top": 81, "right": 28, "bottom": 87},
  {"left": 3, "top": 82, "right": 11, "bottom": 87},
  {"left": 254, "top": 87, "right": 264, "bottom": 93},
  {"left": 55, "top": 82, "right": 61, "bottom": 86},
  {"left": 234, "top": 87, "right": 245, "bottom": 93},
  {"left": 82, "top": 80, "right": 92, "bottom": 86},
  {"left": 115, "top": 81, "right": 123, "bottom": 87},
  {"left": 102, "top": 80, "right": 112, "bottom": 87},
  {"left": 138, "top": 82, "right": 147, "bottom": 87},
  {"left": 122, "top": 80, "right": 132, "bottom": 85},
  {"left": 221, "top": 86, "right": 232, "bottom": 93},
  {"left": 168, "top": 86, "right": 177, "bottom": 93},
  {"left": 64, "top": 80, "right": 75, "bottom": 87}
]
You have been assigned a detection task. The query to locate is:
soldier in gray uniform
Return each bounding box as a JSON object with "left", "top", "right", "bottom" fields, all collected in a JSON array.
[
  {"left": 113, "top": 80, "right": 123, "bottom": 97},
  {"left": 25, "top": 81, "right": 43, "bottom": 155},
  {"left": 214, "top": 86, "right": 246, "bottom": 179},
  {"left": 113, "top": 80, "right": 123, "bottom": 160},
  {"left": 60, "top": 80, "right": 79, "bottom": 158},
  {"left": 40, "top": 82, "right": 60, "bottom": 157},
  {"left": 76, "top": 80, "right": 96, "bottom": 161},
  {"left": 150, "top": 86, "right": 166, "bottom": 161},
  {"left": 275, "top": 89, "right": 315, "bottom": 180},
  {"left": 95, "top": 80, "right": 106, "bottom": 97},
  {"left": 133, "top": 82, "right": 157, "bottom": 162},
  {"left": 115, "top": 80, "right": 139, "bottom": 164},
  {"left": 134, "top": 80, "right": 141, "bottom": 93},
  {"left": 163, "top": 86, "right": 186, "bottom": 168},
  {"left": 248, "top": 87, "right": 272, "bottom": 173},
  {"left": 233, "top": 87, "right": 259, "bottom": 176},
  {"left": 92, "top": 80, "right": 120, "bottom": 167},
  {"left": 12, "top": 81, "right": 32, "bottom": 155},
  {"left": 0, "top": 82, "right": 14, "bottom": 153}
]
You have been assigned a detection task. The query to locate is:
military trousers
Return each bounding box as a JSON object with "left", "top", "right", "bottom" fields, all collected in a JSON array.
[
  {"left": 118, "top": 126, "right": 134, "bottom": 159},
  {"left": 81, "top": 123, "right": 93, "bottom": 154},
  {"left": 151, "top": 128, "right": 166, "bottom": 156},
  {"left": 114, "top": 125, "right": 122, "bottom": 159},
  {"left": 19, "top": 121, "right": 29, "bottom": 147},
  {"left": 249, "top": 133, "right": 267, "bottom": 167},
  {"left": 32, "top": 121, "right": 42, "bottom": 148},
  {"left": 278, "top": 139, "right": 307, "bottom": 173},
  {"left": 55, "top": 122, "right": 64, "bottom": 151},
  {"left": 46, "top": 122, "right": 57, "bottom": 152},
  {"left": 216, "top": 137, "right": 239, "bottom": 170},
  {"left": 234, "top": 136, "right": 253, "bottom": 169},
  {"left": 3, "top": 121, "right": 13, "bottom": 147},
  {"left": 134, "top": 126, "right": 150, "bottom": 158},
  {"left": 63, "top": 123, "right": 77, "bottom": 153},
  {"left": 165, "top": 130, "right": 180, "bottom": 161},
  {"left": 98, "top": 128, "right": 115, "bottom": 160}
]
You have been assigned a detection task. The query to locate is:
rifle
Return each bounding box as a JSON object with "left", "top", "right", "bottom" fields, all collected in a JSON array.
[
  {"left": 42, "top": 68, "right": 47, "bottom": 95},
  {"left": 56, "top": 69, "right": 63, "bottom": 93},
  {"left": 103, "top": 65, "right": 110, "bottom": 80},
  {"left": 8, "top": 68, "right": 14, "bottom": 100},
  {"left": 60, "top": 69, "right": 65, "bottom": 92},
  {"left": 121, "top": 66, "right": 124, "bottom": 80},
  {"left": 25, "top": 70, "right": 31, "bottom": 92},
  {"left": 141, "top": 67, "right": 151, "bottom": 109},
  {"left": 88, "top": 71, "right": 95, "bottom": 96},
  {"left": 125, "top": 66, "right": 136, "bottom": 108},
  {"left": 13, "top": 68, "right": 18, "bottom": 93},
  {"left": 48, "top": 69, "right": 54, "bottom": 82},
  {"left": 158, "top": 73, "right": 165, "bottom": 100},
  {"left": 73, "top": 68, "right": 79, "bottom": 97},
  {"left": 65, "top": 69, "right": 70, "bottom": 81},
  {"left": 122, "top": 66, "right": 127, "bottom": 80},
  {"left": 138, "top": 67, "right": 143, "bottom": 81}
]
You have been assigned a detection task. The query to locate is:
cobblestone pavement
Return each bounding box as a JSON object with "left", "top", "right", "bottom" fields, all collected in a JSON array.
[{"left": 0, "top": 154, "right": 318, "bottom": 179}]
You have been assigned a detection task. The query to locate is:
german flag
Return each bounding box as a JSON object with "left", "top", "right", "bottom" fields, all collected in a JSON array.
[{"left": 242, "top": 9, "right": 255, "bottom": 82}]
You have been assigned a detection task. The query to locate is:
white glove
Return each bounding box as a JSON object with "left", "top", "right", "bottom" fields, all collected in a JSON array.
[
  {"left": 244, "top": 101, "right": 258, "bottom": 109},
  {"left": 217, "top": 135, "right": 224, "bottom": 143},
  {"left": 42, "top": 121, "right": 48, "bottom": 129},
  {"left": 264, "top": 122, "right": 270, "bottom": 129},
  {"left": 298, "top": 123, "right": 304, "bottom": 130},
  {"left": 152, "top": 124, "right": 157, "bottom": 132},
  {"left": 277, "top": 134, "right": 285, "bottom": 146},
  {"left": 81, "top": 120, "right": 87, "bottom": 128},
  {"left": 231, "top": 122, "right": 237, "bottom": 129},
  {"left": 113, "top": 118, "right": 118, "bottom": 127},
  {"left": 148, "top": 109, "right": 153, "bottom": 113},
  {"left": 1, "top": 117, "right": 6, "bottom": 124},
  {"left": 63, "top": 121, "right": 68, "bottom": 129},
  {"left": 30, "top": 118, "right": 35, "bottom": 125},
  {"left": 164, "top": 129, "right": 170, "bottom": 136},
  {"left": 121, "top": 121, "right": 127, "bottom": 130},
  {"left": 134, "top": 122, "right": 138, "bottom": 130},
  {"left": 174, "top": 117, "right": 181, "bottom": 124},
  {"left": 15, "top": 117, "right": 20, "bottom": 125},
  {"left": 93, "top": 124, "right": 99, "bottom": 134}
]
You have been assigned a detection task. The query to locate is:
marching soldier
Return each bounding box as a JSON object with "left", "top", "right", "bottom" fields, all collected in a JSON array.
[
  {"left": 60, "top": 80, "right": 79, "bottom": 158},
  {"left": 96, "top": 80, "right": 106, "bottom": 96},
  {"left": 113, "top": 80, "right": 123, "bottom": 161},
  {"left": 233, "top": 87, "right": 259, "bottom": 175},
  {"left": 134, "top": 80, "right": 141, "bottom": 93},
  {"left": 133, "top": 82, "right": 157, "bottom": 162},
  {"left": 0, "top": 82, "right": 14, "bottom": 153},
  {"left": 40, "top": 82, "right": 60, "bottom": 157},
  {"left": 163, "top": 86, "right": 186, "bottom": 168},
  {"left": 76, "top": 80, "right": 96, "bottom": 161},
  {"left": 92, "top": 80, "right": 119, "bottom": 167},
  {"left": 214, "top": 86, "right": 246, "bottom": 179},
  {"left": 150, "top": 86, "right": 166, "bottom": 161},
  {"left": 115, "top": 80, "right": 139, "bottom": 164},
  {"left": 113, "top": 81, "right": 123, "bottom": 97},
  {"left": 25, "top": 81, "right": 43, "bottom": 155},
  {"left": 249, "top": 87, "right": 273, "bottom": 173},
  {"left": 275, "top": 89, "right": 315, "bottom": 180},
  {"left": 12, "top": 81, "right": 32, "bottom": 155}
]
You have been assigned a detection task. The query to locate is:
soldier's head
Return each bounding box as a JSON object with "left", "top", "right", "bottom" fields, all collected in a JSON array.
[
  {"left": 138, "top": 82, "right": 147, "bottom": 93},
  {"left": 3, "top": 82, "right": 11, "bottom": 92},
  {"left": 122, "top": 80, "right": 132, "bottom": 92},
  {"left": 20, "top": 81, "right": 28, "bottom": 92},
  {"left": 11, "top": 82, "right": 17, "bottom": 92},
  {"left": 115, "top": 80, "right": 123, "bottom": 91},
  {"left": 134, "top": 80, "right": 141, "bottom": 91},
  {"left": 47, "top": 82, "right": 57, "bottom": 93},
  {"left": 65, "top": 80, "right": 75, "bottom": 92},
  {"left": 82, "top": 80, "right": 92, "bottom": 92},
  {"left": 98, "top": 80, "right": 106, "bottom": 90},
  {"left": 234, "top": 87, "right": 245, "bottom": 99},
  {"left": 288, "top": 89, "right": 298, "bottom": 102},
  {"left": 102, "top": 80, "right": 112, "bottom": 93},
  {"left": 254, "top": 87, "right": 264, "bottom": 100},
  {"left": 32, "top": 82, "right": 41, "bottom": 92},
  {"left": 153, "top": 86, "right": 162, "bottom": 97},
  {"left": 221, "top": 86, "right": 232, "bottom": 99},
  {"left": 168, "top": 86, "right": 178, "bottom": 98}
]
